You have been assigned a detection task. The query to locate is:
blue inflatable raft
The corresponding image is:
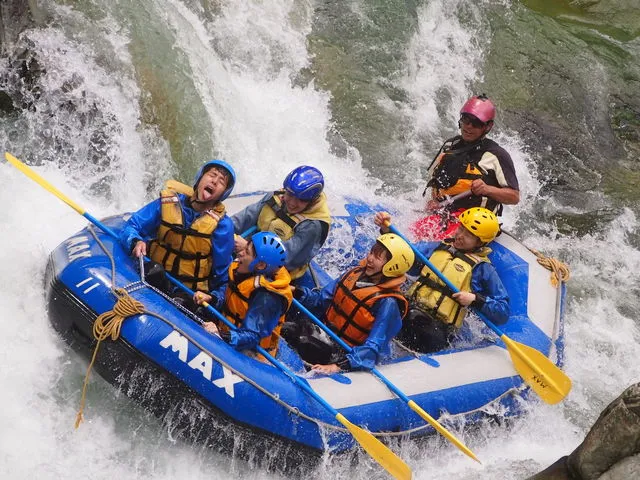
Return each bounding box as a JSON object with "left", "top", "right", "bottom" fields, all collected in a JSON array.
[{"left": 44, "top": 193, "right": 566, "bottom": 464}]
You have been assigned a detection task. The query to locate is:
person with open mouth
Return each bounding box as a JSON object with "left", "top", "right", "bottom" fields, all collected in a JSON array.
[{"left": 119, "top": 159, "right": 237, "bottom": 304}]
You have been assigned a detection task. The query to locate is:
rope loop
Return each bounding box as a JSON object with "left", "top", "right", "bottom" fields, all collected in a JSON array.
[
  {"left": 531, "top": 249, "right": 571, "bottom": 287},
  {"left": 76, "top": 287, "right": 146, "bottom": 429},
  {"left": 92, "top": 288, "right": 145, "bottom": 341}
]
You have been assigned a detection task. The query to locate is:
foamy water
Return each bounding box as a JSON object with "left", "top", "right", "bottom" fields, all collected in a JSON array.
[{"left": 1, "top": 1, "right": 638, "bottom": 479}]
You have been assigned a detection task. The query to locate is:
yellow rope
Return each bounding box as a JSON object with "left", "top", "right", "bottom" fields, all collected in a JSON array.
[
  {"left": 75, "top": 288, "right": 145, "bottom": 428},
  {"left": 531, "top": 249, "right": 571, "bottom": 288}
]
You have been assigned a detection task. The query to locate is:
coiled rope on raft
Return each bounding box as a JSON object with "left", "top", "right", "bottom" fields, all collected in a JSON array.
[
  {"left": 75, "top": 225, "right": 152, "bottom": 428},
  {"left": 500, "top": 229, "right": 571, "bottom": 288},
  {"left": 530, "top": 249, "right": 571, "bottom": 287},
  {"left": 75, "top": 288, "right": 146, "bottom": 428}
]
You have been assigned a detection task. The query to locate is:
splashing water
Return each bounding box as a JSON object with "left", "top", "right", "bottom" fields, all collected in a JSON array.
[{"left": 1, "top": 0, "right": 638, "bottom": 479}]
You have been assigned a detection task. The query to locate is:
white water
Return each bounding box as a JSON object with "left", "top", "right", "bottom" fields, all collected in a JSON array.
[{"left": 1, "top": 1, "right": 639, "bottom": 479}]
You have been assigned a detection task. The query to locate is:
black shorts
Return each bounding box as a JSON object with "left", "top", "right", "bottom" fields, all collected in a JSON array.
[{"left": 396, "top": 308, "right": 455, "bottom": 354}]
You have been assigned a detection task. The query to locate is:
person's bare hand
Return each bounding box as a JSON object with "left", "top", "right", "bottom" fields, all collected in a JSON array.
[
  {"left": 193, "top": 291, "right": 212, "bottom": 305},
  {"left": 471, "top": 179, "right": 491, "bottom": 197},
  {"left": 452, "top": 291, "right": 476, "bottom": 306},
  {"left": 425, "top": 200, "right": 440, "bottom": 212},
  {"left": 234, "top": 235, "right": 248, "bottom": 253},
  {"left": 132, "top": 241, "right": 146, "bottom": 258},
  {"left": 374, "top": 211, "right": 392, "bottom": 232},
  {"left": 203, "top": 321, "right": 220, "bottom": 337},
  {"left": 311, "top": 363, "right": 341, "bottom": 375}
]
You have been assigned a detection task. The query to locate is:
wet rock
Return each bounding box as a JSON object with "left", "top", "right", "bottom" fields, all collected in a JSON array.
[
  {"left": 528, "top": 456, "right": 572, "bottom": 479},
  {"left": 0, "top": 0, "right": 32, "bottom": 50},
  {"left": 568, "top": 383, "right": 640, "bottom": 479},
  {"left": 0, "top": 0, "right": 49, "bottom": 50},
  {"left": 483, "top": 2, "right": 640, "bottom": 216},
  {"left": 528, "top": 383, "right": 640, "bottom": 480},
  {"left": 15, "top": 41, "right": 46, "bottom": 93},
  {"left": 598, "top": 453, "right": 640, "bottom": 480},
  {"left": 0, "top": 39, "right": 46, "bottom": 115},
  {"left": 0, "top": 2, "right": 49, "bottom": 117}
]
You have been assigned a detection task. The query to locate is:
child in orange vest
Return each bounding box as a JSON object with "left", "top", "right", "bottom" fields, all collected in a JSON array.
[
  {"left": 194, "top": 232, "right": 293, "bottom": 355},
  {"left": 290, "top": 234, "right": 414, "bottom": 373}
]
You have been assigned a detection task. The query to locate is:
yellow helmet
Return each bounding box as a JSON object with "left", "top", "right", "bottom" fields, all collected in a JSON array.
[
  {"left": 377, "top": 233, "right": 415, "bottom": 277},
  {"left": 459, "top": 207, "right": 500, "bottom": 243}
]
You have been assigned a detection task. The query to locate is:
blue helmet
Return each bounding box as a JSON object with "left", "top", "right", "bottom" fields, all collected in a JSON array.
[
  {"left": 193, "top": 159, "right": 236, "bottom": 201},
  {"left": 283, "top": 165, "right": 324, "bottom": 202},
  {"left": 249, "top": 232, "right": 287, "bottom": 275}
]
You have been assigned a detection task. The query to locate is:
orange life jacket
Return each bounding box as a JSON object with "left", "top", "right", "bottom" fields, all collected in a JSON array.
[
  {"left": 325, "top": 263, "right": 408, "bottom": 346},
  {"left": 220, "top": 262, "right": 293, "bottom": 356}
]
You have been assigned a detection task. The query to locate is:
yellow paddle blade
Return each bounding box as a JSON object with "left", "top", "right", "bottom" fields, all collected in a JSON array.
[
  {"left": 502, "top": 335, "right": 572, "bottom": 405},
  {"left": 4, "top": 152, "right": 86, "bottom": 215},
  {"left": 335, "top": 413, "right": 412, "bottom": 480},
  {"left": 407, "top": 401, "right": 480, "bottom": 463}
]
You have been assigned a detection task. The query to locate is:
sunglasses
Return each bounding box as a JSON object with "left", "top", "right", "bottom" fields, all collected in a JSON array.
[{"left": 460, "top": 114, "right": 486, "bottom": 129}]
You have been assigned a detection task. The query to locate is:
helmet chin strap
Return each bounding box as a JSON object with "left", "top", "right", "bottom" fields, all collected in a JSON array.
[
  {"left": 189, "top": 196, "right": 216, "bottom": 213},
  {"left": 191, "top": 195, "right": 208, "bottom": 205},
  {"left": 190, "top": 183, "right": 204, "bottom": 204}
]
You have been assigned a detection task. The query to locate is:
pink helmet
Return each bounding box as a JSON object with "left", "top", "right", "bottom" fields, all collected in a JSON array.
[{"left": 460, "top": 94, "right": 496, "bottom": 124}]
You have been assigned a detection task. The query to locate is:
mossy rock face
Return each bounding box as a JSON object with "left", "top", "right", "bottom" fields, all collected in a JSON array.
[
  {"left": 132, "top": 38, "right": 214, "bottom": 182},
  {"left": 118, "top": 3, "right": 215, "bottom": 183},
  {"left": 479, "top": 1, "right": 640, "bottom": 216},
  {"left": 307, "top": 0, "right": 418, "bottom": 186},
  {"left": 611, "top": 99, "right": 640, "bottom": 145},
  {"left": 0, "top": 0, "right": 36, "bottom": 49},
  {"left": 521, "top": 0, "right": 640, "bottom": 41}
]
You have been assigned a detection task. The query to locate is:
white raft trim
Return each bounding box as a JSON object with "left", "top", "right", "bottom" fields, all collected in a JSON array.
[
  {"left": 496, "top": 233, "right": 562, "bottom": 339},
  {"left": 308, "top": 345, "right": 517, "bottom": 409}
]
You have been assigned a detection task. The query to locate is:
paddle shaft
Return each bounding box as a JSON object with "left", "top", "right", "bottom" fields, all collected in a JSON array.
[
  {"left": 437, "top": 190, "right": 472, "bottom": 208},
  {"left": 292, "top": 298, "right": 480, "bottom": 462},
  {"left": 164, "top": 277, "right": 346, "bottom": 418},
  {"left": 294, "top": 297, "right": 429, "bottom": 404}
]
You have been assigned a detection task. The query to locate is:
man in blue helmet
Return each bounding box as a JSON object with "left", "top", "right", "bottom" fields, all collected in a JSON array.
[
  {"left": 193, "top": 232, "right": 293, "bottom": 356},
  {"left": 232, "top": 165, "right": 331, "bottom": 282},
  {"left": 119, "top": 160, "right": 236, "bottom": 300}
]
